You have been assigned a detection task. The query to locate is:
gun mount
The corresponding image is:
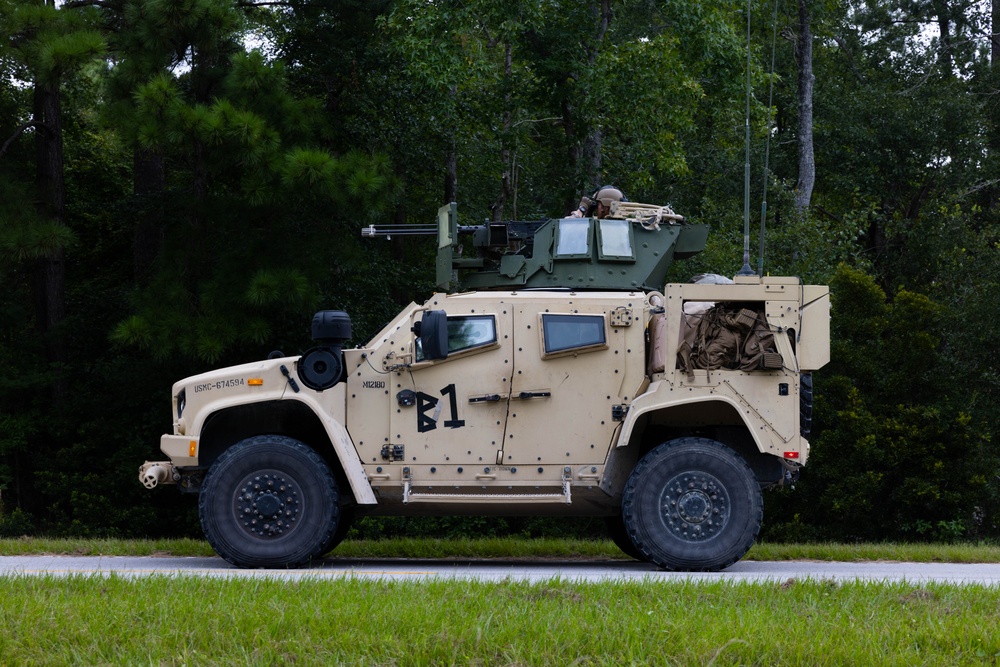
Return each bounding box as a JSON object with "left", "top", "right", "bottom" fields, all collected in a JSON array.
[{"left": 361, "top": 202, "right": 709, "bottom": 292}]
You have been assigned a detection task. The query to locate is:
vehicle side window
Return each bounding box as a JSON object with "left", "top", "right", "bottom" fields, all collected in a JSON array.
[
  {"left": 446, "top": 315, "right": 497, "bottom": 353},
  {"left": 541, "top": 314, "right": 607, "bottom": 357},
  {"left": 416, "top": 315, "right": 497, "bottom": 361}
]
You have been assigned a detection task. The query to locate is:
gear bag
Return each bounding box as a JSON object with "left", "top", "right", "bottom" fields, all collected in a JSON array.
[{"left": 677, "top": 304, "right": 783, "bottom": 378}]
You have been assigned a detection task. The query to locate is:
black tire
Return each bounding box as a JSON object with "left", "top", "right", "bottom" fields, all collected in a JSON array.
[
  {"left": 622, "top": 437, "right": 762, "bottom": 571},
  {"left": 318, "top": 504, "right": 355, "bottom": 557},
  {"left": 199, "top": 435, "right": 340, "bottom": 568},
  {"left": 604, "top": 514, "right": 644, "bottom": 561}
]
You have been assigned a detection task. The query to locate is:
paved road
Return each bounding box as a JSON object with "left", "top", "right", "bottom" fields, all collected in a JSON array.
[{"left": 1, "top": 556, "right": 998, "bottom": 585}]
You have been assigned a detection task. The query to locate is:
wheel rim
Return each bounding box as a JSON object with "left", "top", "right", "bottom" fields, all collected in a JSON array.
[
  {"left": 233, "top": 470, "right": 302, "bottom": 539},
  {"left": 658, "top": 470, "right": 730, "bottom": 542}
]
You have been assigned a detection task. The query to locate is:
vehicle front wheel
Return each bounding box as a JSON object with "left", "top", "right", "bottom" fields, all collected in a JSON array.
[
  {"left": 319, "top": 505, "right": 355, "bottom": 557},
  {"left": 199, "top": 435, "right": 340, "bottom": 568},
  {"left": 622, "top": 437, "right": 762, "bottom": 571}
]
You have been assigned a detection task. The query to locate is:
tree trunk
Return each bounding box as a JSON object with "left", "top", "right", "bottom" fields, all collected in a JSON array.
[
  {"left": 562, "top": 97, "right": 580, "bottom": 212},
  {"left": 133, "top": 147, "right": 165, "bottom": 282},
  {"left": 34, "top": 82, "right": 64, "bottom": 223},
  {"left": 937, "top": 13, "right": 953, "bottom": 76},
  {"left": 580, "top": 0, "right": 611, "bottom": 189},
  {"left": 993, "top": 0, "right": 999, "bottom": 68},
  {"left": 390, "top": 197, "right": 408, "bottom": 305},
  {"left": 989, "top": 0, "right": 1000, "bottom": 213},
  {"left": 32, "top": 79, "right": 68, "bottom": 405},
  {"left": 561, "top": 0, "right": 611, "bottom": 205},
  {"left": 491, "top": 42, "right": 514, "bottom": 222},
  {"left": 794, "top": 0, "right": 815, "bottom": 214},
  {"left": 582, "top": 126, "right": 603, "bottom": 188}
]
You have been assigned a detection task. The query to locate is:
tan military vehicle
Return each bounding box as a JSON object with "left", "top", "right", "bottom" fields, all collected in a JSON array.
[{"left": 140, "top": 202, "right": 830, "bottom": 570}]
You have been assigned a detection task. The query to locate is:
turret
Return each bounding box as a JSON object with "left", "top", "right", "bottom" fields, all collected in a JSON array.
[{"left": 363, "top": 202, "right": 709, "bottom": 293}]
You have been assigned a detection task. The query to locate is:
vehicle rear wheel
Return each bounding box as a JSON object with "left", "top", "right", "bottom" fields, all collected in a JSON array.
[
  {"left": 622, "top": 437, "right": 761, "bottom": 571},
  {"left": 199, "top": 435, "right": 340, "bottom": 568}
]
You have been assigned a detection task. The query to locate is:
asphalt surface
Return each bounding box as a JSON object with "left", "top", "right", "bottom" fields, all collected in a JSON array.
[{"left": 1, "top": 556, "right": 998, "bottom": 585}]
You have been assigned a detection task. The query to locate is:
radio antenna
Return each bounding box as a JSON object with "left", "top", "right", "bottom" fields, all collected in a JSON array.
[
  {"left": 737, "top": 0, "right": 755, "bottom": 277},
  {"left": 759, "top": 0, "right": 780, "bottom": 275}
]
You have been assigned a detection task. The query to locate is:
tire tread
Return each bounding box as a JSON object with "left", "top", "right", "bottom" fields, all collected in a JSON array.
[
  {"left": 622, "top": 436, "right": 762, "bottom": 572},
  {"left": 199, "top": 435, "right": 339, "bottom": 568}
]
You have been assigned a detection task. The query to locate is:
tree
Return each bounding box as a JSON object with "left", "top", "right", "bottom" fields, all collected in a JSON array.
[
  {"left": 372, "top": 0, "right": 751, "bottom": 224},
  {"left": 89, "top": 0, "right": 402, "bottom": 363},
  {"left": 794, "top": 0, "right": 815, "bottom": 212},
  {"left": 994, "top": 0, "right": 1000, "bottom": 67},
  {"left": 2, "top": 0, "right": 104, "bottom": 403},
  {"left": 766, "top": 266, "right": 999, "bottom": 541},
  {"left": 2, "top": 0, "right": 1000, "bottom": 540},
  {"left": 1, "top": 0, "right": 113, "bottom": 522}
]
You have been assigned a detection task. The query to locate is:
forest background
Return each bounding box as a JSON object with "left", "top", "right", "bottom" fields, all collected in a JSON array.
[{"left": 2, "top": 0, "right": 1000, "bottom": 543}]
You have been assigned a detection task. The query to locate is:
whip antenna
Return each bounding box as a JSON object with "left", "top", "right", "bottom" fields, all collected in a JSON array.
[
  {"left": 759, "top": 0, "right": 780, "bottom": 275},
  {"left": 737, "top": 0, "right": 756, "bottom": 277}
]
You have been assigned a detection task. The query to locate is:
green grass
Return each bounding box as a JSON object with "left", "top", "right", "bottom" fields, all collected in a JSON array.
[
  {"left": 2, "top": 538, "right": 998, "bottom": 665},
  {"left": 749, "top": 541, "right": 1000, "bottom": 563},
  {"left": 1, "top": 537, "right": 999, "bottom": 562},
  {"left": 0, "top": 576, "right": 998, "bottom": 665},
  {"left": 0, "top": 536, "right": 216, "bottom": 557}
]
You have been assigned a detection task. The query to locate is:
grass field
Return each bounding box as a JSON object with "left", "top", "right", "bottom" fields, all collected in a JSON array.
[
  {"left": 1, "top": 538, "right": 998, "bottom": 665},
  {"left": 0, "top": 575, "right": 998, "bottom": 665},
  {"left": 2, "top": 536, "right": 1000, "bottom": 563}
]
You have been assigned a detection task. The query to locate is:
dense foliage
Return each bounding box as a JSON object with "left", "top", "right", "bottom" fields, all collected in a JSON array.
[{"left": 1, "top": 0, "right": 999, "bottom": 541}]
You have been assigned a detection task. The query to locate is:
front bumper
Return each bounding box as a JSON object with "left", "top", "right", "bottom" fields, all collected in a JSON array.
[
  {"left": 160, "top": 434, "right": 200, "bottom": 467},
  {"left": 139, "top": 434, "right": 201, "bottom": 489}
]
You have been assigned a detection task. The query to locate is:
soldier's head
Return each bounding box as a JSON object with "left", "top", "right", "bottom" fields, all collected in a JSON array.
[{"left": 593, "top": 186, "right": 624, "bottom": 218}]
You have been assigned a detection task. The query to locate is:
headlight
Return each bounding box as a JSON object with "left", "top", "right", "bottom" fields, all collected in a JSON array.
[{"left": 176, "top": 388, "right": 186, "bottom": 420}]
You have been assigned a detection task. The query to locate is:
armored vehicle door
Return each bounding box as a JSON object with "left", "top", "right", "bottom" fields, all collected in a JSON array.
[
  {"left": 502, "top": 295, "right": 648, "bottom": 467},
  {"left": 384, "top": 306, "right": 514, "bottom": 472}
]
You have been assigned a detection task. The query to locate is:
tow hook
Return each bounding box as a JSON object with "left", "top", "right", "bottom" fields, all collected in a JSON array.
[{"left": 139, "top": 461, "right": 180, "bottom": 489}]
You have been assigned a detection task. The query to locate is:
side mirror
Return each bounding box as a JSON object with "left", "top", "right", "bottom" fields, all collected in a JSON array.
[{"left": 419, "top": 310, "right": 449, "bottom": 360}]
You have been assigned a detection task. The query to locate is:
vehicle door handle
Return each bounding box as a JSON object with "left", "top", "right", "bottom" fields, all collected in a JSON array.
[
  {"left": 469, "top": 393, "right": 504, "bottom": 403},
  {"left": 516, "top": 391, "right": 551, "bottom": 400}
]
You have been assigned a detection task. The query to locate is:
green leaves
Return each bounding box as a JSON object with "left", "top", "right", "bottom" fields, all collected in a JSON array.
[
  {"left": 594, "top": 34, "right": 703, "bottom": 182},
  {"left": 110, "top": 315, "right": 155, "bottom": 350},
  {"left": 35, "top": 30, "right": 105, "bottom": 81},
  {"left": 766, "top": 264, "right": 999, "bottom": 542},
  {"left": 5, "top": 0, "right": 105, "bottom": 83},
  {"left": 244, "top": 268, "right": 311, "bottom": 308},
  {"left": 0, "top": 197, "right": 76, "bottom": 263},
  {"left": 282, "top": 148, "right": 338, "bottom": 188}
]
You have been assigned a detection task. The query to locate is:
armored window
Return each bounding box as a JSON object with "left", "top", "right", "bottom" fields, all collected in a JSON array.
[
  {"left": 541, "top": 314, "right": 607, "bottom": 357},
  {"left": 596, "top": 219, "right": 635, "bottom": 260},
  {"left": 416, "top": 315, "right": 497, "bottom": 361},
  {"left": 554, "top": 218, "right": 592, "bottom": 258},
  {"left": 446, "top": 316, "right": 496, "bottom": 353}
]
